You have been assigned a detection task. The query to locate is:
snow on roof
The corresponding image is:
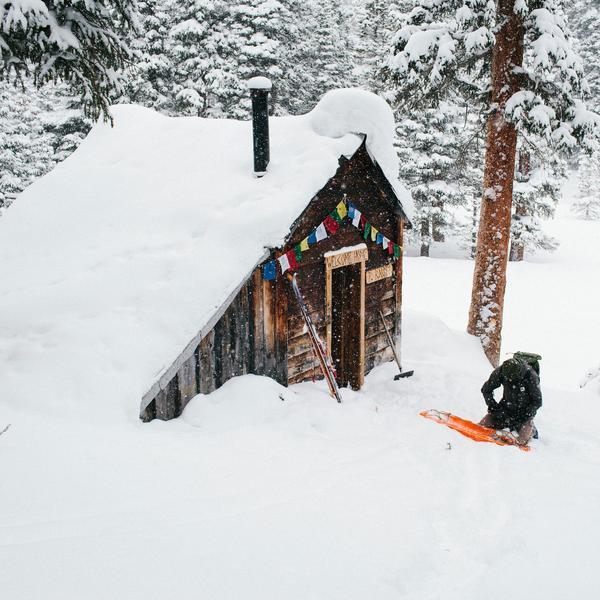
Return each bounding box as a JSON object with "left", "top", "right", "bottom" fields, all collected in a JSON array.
[{"left": 0, "top": 91, "right": 411, "bottom": 418}]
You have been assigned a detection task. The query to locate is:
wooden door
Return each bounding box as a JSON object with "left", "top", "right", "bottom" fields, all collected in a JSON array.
[
  {"left": 325, "top": 244, "right": 367, "bottom": 390},
  {"left": 331, "top": 264, "right": 363, "bottom": 388}
]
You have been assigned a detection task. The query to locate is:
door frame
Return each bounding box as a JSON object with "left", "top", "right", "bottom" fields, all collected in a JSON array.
[{"left": 324, "top": 243, "right": 368, "bottom": 389}]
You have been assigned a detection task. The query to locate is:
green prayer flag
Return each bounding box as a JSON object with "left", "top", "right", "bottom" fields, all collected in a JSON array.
[
  {"left": 295, "top": 244, "right": 302, "bottom": 262},
  {"left": 363, "top": 222, "right": 371, "bottom": 240},
  {"left": 331, "top": 208, "right": 343, "bottom": 224},
  {"left": 394, "top": 244, "right": 400, "bottom": 259}
]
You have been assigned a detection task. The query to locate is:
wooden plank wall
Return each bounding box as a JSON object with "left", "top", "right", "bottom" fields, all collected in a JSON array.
[
  {"left": 284, "top": 142, "right": 402, "bottom": 386},
  {"left": 141, "top": 271, "right": 288, "bottom": 421}
]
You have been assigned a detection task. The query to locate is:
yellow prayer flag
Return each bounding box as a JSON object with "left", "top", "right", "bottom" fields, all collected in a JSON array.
[
  {"left": 371, "top": 226, "right": 378, "bottom": 242},
  {"left": 300, "top": 237, "right": 309, "bottom": 252},
  {"left": 336, "top": 201, "right": 347, "bottom": 219}
]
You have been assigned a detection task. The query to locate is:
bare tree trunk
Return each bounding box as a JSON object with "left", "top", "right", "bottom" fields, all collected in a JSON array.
[
  {"left": 509, "top": 199, "right": 527, "bottom": 261},
  {"left": 420, "top": 217, "right": 430, "bottom": 257},
  {"left": 467, "top": 0, "right": 525, "bottom": 366},
  {"left": 432, "top": 201, "right": 445, "bottom": 243},
  {"left": 470, "top": 197, "right": 479, "bottom": 259},
  {"left": 509, "top": 150, "right": 530, "bottom": 262}
]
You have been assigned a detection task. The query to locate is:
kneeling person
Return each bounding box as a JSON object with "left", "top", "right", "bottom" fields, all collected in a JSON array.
[{"left": 480, "top": 357, "right": 542, "bottom": 445}]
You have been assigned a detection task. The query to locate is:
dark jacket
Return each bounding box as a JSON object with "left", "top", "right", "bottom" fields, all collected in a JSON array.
[{"left": 482, "top": 363, "right": 542, "bottom": 429}]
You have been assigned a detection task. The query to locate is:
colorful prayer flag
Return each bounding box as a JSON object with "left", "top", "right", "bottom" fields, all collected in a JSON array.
[
  {"left": 324, "top": 215, "right": 340, "bottom": 235},
  {"left": 376, "top": 232, "right": 384, "bottom": 245},
  {"left": 394, "top": 244, "right": 401, "bottom": 259},
  {"left": 336, "top": 200, "right": 347, "bottom": 220},
  {"left": 388, "top": 241, "right": 394, "bottom": 256},
  {"left": 363, "top": 222, "right": 371, "bottom": 240},
  {"left": 352, "top": 206, "right": 362, "bottom": 228},
  {"left": 300, "top": 237, "right": 309, "bottom": 252},
  {"left": 382, "top": 236, "right": 389, "bottom": 250},
  {"left": 262, "top": 260, "right": 276, "bottom": 280},
  {"left": 359, "top": 214, "right": 367, "bottom": 230},
  {"left": 294, "top": 244, "right": 302, "bottom": 262},
  {"left": 287, "top": 248, "right": 299, "bottom": 271},
  {"left": 308, "top": 230, "right": 317, "bottom": 245},
  {"left": 348, "top": 203, "right": 356, "bottom": 220},
  {"left": 315, "top": 223, "right": 328, "bottom": 241},
  {"left": 278, "top": 253, "right": 291, "bottom": 274},
  {"left": 371, "top": 226, "right": 378, "bottom": 242}
]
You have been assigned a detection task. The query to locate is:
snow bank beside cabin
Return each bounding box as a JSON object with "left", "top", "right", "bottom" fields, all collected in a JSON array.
[{"left": 0, "top": 92, "right": 408, "bottom": 419}]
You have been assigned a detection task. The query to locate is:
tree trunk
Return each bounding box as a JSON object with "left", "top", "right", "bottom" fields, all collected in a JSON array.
[
  {"left": 509, "top": 150, "right": 530, "bottom": 262},
  {"left": 432, "top": 201, "right": 445, "bottom": 242},
  {"left": 420, "top": 217, "right": 430, "bottom": 257},
  {"left": 467, "top": 0, "right": 525, "bottom": 366},
  {"left": 509, "top": 199, "right": 527, "bottom": 261}
]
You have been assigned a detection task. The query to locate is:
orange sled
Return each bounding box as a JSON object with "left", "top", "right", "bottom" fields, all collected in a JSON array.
[{"left": 420, "top": 409, "right": 531, "bottom": 452}]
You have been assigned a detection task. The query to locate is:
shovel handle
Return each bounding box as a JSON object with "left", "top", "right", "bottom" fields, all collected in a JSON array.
[{"left": 379, "top": 309, "right": 403, "bottom": 373}]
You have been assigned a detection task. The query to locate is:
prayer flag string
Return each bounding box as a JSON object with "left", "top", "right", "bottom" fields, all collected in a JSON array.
[{"left": 263, "top": 199, "right": 403, "bottom": 279}]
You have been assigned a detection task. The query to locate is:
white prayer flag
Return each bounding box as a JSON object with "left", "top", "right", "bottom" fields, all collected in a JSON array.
[
  {"left": 315, "top": 222, "right": 328, "bottom": 242},
  {"left": 352, "top": 207, "right": 362, "bottom": 228},
  {"left": 278, "top": 253, "right": 290, "bottom": 274},
  {"left": 382, "top": 237, "right": 389, "bottom": 250}
]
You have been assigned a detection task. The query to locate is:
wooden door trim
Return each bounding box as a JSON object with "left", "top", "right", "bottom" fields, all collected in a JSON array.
[{"left": 325, "top": 243, "right": 367, "bottom": 388}]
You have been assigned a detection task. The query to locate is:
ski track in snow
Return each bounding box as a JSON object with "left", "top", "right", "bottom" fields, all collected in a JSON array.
[{"left": 1, "top": 187, "right": 600, "bottom": 599}]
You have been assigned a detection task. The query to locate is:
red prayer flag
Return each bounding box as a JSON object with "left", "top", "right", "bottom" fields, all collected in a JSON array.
[
  {"left": 323, "top": 215, "right": 340, "bottom": 235},
  {"left": 359, "top": 214, "right": 367, "bottom": 230},
  {"left": 388, "top": 241, "right": 395, "bottom": 255},
  {"left": 287, "top": 248, "right": 299, "bottom": 271}
]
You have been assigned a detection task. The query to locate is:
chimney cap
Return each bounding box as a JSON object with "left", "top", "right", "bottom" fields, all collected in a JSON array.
[{"left": 247, "top": 76, "right": 272, "bottom": 91}]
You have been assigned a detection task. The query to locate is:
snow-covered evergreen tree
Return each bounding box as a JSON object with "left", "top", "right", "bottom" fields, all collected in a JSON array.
[
  {"left": 355, "top": 0, "right": 406, "bottom": 89},
  {"left": 0, "top": 82, "right": 55, "bottom": 210},
  {"left": 573, "top": 145, "right": 600, "bottom": 220},
  {"left": 382, "top": 0, "right": 599, "bottom": 364},
  {"left": 0, "top": 0, "right": 138, "bottom": 120},
  {"left": 0, "top": 81, "right": 90, "bottom": 212},
  {"left": 567, "top": 0, "right": 600, "bottom": 111},
  {"left": 167, "top": 0, "right": 232, "bottom": 117},
  {"left": 510, "top": 147, "right": 563, "bottom": 260},
  {"left": 122, "top": 0, "right": 174, "bottom": 114},
  {"left": 397, "top": 101, "right": 477, "bottom": 256}
]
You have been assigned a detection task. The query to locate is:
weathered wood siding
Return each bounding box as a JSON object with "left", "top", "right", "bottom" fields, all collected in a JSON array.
[
  {"left": 141, "top": 273, "right": 287, "bottom": 421},
  {"left": 284, "top": 142, "right": 403, "bottom": 385}
]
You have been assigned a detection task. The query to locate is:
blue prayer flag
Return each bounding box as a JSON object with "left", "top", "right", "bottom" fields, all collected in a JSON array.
[
  {"left": 376, "top": 232, "right": 384, "bottom": 245},
  {"left": 348, "top": 203, "right": 356, "bottom": 219},
  {"left": 263, "top": 260, "right": 276, "bottom": 280},
  {"left": 308, "top": 230, "right": 317, "bottom": 245}
]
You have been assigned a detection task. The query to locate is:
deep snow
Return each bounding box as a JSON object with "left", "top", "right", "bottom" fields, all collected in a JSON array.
[{"left": 1, "top": 182, "right": 600, "bottom": 599}]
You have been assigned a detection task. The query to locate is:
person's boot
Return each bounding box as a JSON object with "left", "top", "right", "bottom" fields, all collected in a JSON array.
[{"left": 516, "top": 420, "right": 535, "bottom": 446}]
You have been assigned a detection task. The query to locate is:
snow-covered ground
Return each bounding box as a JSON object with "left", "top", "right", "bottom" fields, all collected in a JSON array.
[{"left": 2, "top": 184, "right": 599, "bottom": 599}]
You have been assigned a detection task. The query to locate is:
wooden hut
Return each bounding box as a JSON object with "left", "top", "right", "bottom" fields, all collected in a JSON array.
[{"left": 140, "top": 84, "right": 412, "bottom": 421}]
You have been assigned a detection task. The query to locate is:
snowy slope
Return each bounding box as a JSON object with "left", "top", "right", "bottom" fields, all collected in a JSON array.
[
  {"left": 1, "top": 179, "right": 599, "bottom": 599},
  {"left": 0, "top": 92, "right": 410, "bottom": 419}
]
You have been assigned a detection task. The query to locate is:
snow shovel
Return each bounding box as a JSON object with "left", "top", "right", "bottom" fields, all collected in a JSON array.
[{"left": 379, "top": 309, "right": 414, "bottom": 380}]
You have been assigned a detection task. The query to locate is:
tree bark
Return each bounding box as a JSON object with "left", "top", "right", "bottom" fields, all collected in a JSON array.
[
  {"left": 467, "top": 0, "right": 525, "bottom": 366},
  {"left": 432, "top": 201, "right": 445, "bottom": 242},
  {"left": 509, "top": 150, "right": 530, "bottom": 262},
  {"left": 420, "top": 217, "right": 430, "bottom": 257},
  {"left": 509, "top": 200, "right": 527, "bottom": 261}
]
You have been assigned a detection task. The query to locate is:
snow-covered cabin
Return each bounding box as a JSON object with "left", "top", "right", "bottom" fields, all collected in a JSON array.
[{"left": 0, "top": 85, "right": 412, "bottom": 422}]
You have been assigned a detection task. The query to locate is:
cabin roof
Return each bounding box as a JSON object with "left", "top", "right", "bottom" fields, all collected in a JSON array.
[{"left": 0, "top": 92, "right": 412, "bottom": 417}]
